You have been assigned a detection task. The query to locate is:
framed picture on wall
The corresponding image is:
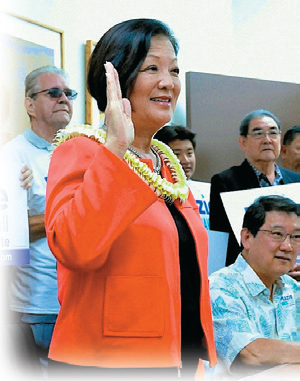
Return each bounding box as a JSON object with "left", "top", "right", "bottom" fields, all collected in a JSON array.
[
  {"left": 0, "top": 12, "right": 64, "bottom": 146},
  {"left": 85, "top": 40, "right": 101, "bottom": 126}
]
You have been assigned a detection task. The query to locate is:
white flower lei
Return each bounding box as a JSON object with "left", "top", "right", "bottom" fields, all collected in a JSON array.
[{"left": 54, "top": 125, "right": 189, "bottom": 203}]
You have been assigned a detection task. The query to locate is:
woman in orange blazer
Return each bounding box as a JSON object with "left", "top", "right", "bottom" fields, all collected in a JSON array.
[{"left": 45, "top": 19, "right": 217, "bottom": 380}]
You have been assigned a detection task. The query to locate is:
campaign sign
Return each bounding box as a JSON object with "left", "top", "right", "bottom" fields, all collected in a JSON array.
[
  {"left": 0, "top": 162, "right": 29, "bottom": 265},
  {"left": 188, "top": 180, "right": 210, "bottom": 230},
  {"left": 221, "top": 183, "right": 300, "bottom": 244}
]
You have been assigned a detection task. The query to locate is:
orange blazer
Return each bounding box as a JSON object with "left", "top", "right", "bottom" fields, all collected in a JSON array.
[{"left": 45, "top": 136, "right": 217, "bottom": 369}]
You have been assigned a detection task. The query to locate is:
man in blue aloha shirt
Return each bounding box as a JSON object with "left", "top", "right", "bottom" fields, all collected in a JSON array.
[{"left": 209, "top": 195, "right": 300, "bottom": 377}]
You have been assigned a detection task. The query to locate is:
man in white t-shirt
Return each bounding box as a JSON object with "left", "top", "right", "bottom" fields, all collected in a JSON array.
[{"left": 0, "top": 65, "right": 77, "bottom": 376}]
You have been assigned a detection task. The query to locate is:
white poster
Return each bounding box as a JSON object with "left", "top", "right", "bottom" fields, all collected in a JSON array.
[
  {"left": 221, "top": 183, "right": 300, "bottom": 244},
  {"left": 0, "top": 162, "right": 29, "bottom": 265}
]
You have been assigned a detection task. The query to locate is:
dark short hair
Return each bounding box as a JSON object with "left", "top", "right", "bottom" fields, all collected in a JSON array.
[
  {"left": 242, "top": 195, "right": 297, "bottom": 237},
  {"left": 87, "top": 18, "right": 179, "bottom": 112},
  {"left": 239, "top": 109, "right": 282, "bottom": 137},
  {"left": 282, "top": 125, "right": 300, "bottom": 145},
  {"left": 154, "top": 125, "right": 196, "bottom": 149}
]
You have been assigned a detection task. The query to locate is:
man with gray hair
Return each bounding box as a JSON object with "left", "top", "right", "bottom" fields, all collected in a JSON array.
[
  {"left": 209, "top": 109, "right": 300, "bottom": 267},
  {"left": 0, "top": 65, "right": 77, "bottom": 375}
]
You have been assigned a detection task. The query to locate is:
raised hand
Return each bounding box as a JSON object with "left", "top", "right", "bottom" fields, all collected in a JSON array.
[{"left": 103, "top": 62, "right": 135, "bottom": 159}]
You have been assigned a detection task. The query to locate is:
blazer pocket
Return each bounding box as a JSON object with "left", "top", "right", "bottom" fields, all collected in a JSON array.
[{"left": 103, "top": 276, "right": 165, "bottom": 337}]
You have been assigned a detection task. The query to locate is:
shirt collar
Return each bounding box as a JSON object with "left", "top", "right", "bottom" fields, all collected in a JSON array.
[
  {"left": 247, "top": 159, "right": 283, "bottom": 186},
  {"left": 235, "top": 254, "right": 284, "bottom": 297},
  {"left": 24, "top": 128, "right": 53, "bottom": 152}
]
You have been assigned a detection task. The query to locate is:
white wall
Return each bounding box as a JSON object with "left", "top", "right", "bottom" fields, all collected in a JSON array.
[{"left": 1, "top": 0, "right": 299, "bottom": 127}]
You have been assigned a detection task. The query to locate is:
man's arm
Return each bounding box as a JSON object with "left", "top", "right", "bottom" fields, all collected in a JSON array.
[
  {"left": 22, "top": 166, "right": 45, "bottom": 243},
  {"left": 240, "top": 338, "right": 300, "bottom": 366},
  {"left": 29, "top": 214, "right": 46, "bottom": 242}
]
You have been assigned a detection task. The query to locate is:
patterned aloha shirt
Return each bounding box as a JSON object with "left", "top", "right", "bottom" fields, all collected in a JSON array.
[{"left": 209, "top": 254, "right": 298, "bottom": 371}]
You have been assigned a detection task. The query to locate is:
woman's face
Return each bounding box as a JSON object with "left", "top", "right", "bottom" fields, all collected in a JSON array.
[{"left": 129, "top": 35, "right": 181, "bottom": 133}]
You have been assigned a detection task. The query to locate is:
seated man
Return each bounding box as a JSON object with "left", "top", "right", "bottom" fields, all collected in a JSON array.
[{"left": 209, "top": 195, "right": 300, "bottom": 377}]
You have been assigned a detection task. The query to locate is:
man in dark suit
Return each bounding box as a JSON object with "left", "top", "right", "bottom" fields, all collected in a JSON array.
[{"left": 210, "top": 109, "right": 300, "bottom": 267}]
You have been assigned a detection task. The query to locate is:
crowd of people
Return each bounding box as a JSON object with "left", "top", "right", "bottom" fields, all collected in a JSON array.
[{"left": 1, "top": 17, "right": 300, "bottom": 381}]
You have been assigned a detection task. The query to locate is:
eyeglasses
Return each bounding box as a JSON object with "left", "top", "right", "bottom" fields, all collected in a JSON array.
[
  {"left": 258, "top": 229, "right": 300, "bottom": 245},
  {"left": 30, "top": 88, "right": 78, "bottom": 100},
  {"left": 247, "top": 130, "right": 281, "bottom": 139}
]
